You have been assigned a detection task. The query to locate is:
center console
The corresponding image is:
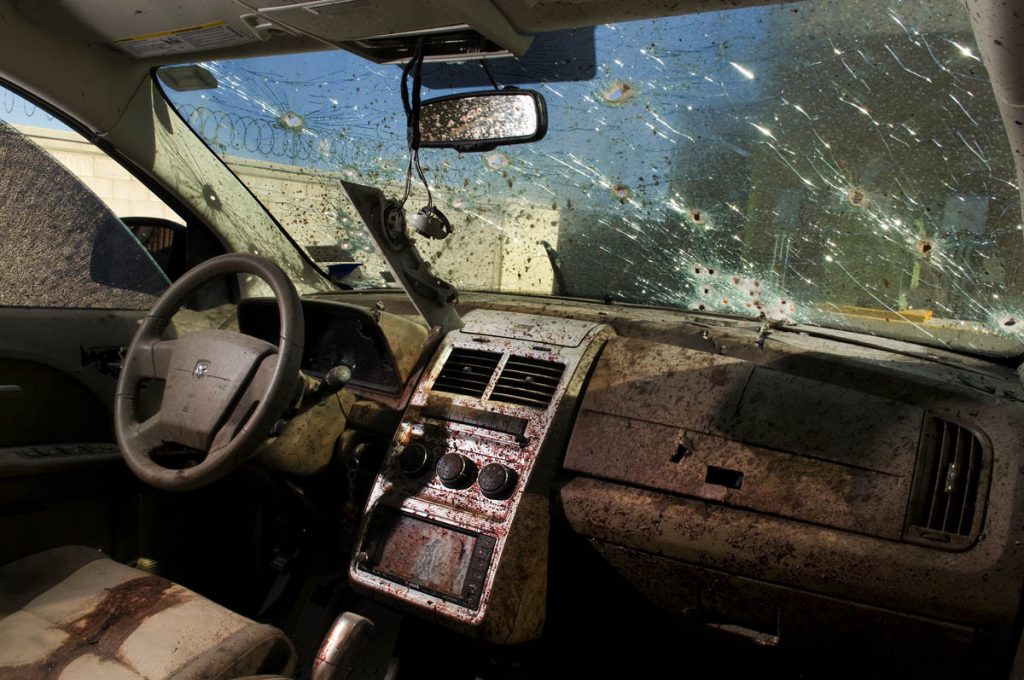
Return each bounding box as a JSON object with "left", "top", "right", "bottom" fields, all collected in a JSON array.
[{"left": 349, "top": 310, "right": 611, "bottom": 643}]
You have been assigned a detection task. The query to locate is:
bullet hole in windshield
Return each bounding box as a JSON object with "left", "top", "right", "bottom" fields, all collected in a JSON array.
[
  {"left": 847, "top": 188, "right": 868, "bottom": 207},
  {"left": 278, "top": 112, "right": 304, "bottom": 130},
  {"left": 611, "top": 184, "right": 631, "bottom": 203},
  {"left": 917, "top": 240, "right": 934, "bottom": 258},
  {"left": 201, "top": 184, "right": 221, "bottom": 211},
  {"left": 598, "top": 81, "right": 635, "bottom": 105},
  {"left": 484, "top": 152, "right": 510, "bottom": 170}
]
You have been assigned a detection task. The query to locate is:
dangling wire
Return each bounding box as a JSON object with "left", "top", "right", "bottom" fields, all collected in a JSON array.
[
  {"left": 414, "top": 150, "right": 433, "bottom": 210},
  {"left": 481, "top": 60, "right": 501, "bottom": 91},
  {"left": 400, "top": 38, "right": 430, "bottom": 209},
  {"left": 400, "top": 153, "right": 414, "bottom": 206}
]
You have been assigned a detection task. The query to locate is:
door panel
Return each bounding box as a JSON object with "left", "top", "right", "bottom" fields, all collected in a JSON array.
[
  {"left": 0, "top": 308, "right": 144, "bottom": 440},
  {"left": 0, "top": 308, "right": 144, "bottom": 563},
  {"left": 0, "top": 359, "right": 112, "bottom": 446}
]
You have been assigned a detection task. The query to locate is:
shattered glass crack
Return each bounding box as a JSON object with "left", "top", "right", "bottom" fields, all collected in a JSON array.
[{"left": 159, "top": 0, "right": 1022, "bottom": 355}]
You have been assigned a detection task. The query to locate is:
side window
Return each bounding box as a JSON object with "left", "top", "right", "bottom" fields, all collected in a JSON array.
[{"left": 0, "top": 86, "right": 178, "bottom": 309}]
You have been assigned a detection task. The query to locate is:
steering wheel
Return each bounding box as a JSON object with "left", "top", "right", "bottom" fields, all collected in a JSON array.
[{"left": 115, "top": 254, "right": 304, "bottom": 491}]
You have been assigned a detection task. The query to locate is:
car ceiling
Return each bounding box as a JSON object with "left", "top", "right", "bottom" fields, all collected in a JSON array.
[
  {"left": 12, "top": 0, "right": 792, "bottom": 65},
  {"left": 1, "top": 0, "right": 1021, "bottom": 222}
]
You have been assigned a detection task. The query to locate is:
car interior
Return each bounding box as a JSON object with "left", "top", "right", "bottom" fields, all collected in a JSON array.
[{"left": 2, "top": 0, "right": 1024, "bottom": 678}]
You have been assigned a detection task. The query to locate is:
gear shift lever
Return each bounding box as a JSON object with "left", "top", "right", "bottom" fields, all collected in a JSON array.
[{"left": 311, "top": 612, "right": 375, "bottom": 680}]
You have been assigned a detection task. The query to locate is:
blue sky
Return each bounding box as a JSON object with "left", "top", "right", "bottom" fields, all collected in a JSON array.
[{"left": 0, "top": 87, "right": 71, "bottom": 130}]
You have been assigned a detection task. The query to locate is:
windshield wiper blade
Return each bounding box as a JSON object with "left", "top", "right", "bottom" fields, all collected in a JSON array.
[{"left": 540, "top": 240, "right": 569, "bottom": 297}]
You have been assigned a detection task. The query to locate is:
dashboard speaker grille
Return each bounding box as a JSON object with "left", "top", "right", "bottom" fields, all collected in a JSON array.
[
  {"left": 490, "top": 356, "right": 565, "bottom": 409},
  {"left": 432, "top": 348, "right": 502, "bottom": 399},
  {"left": 908, "top": 417, "right": 983, "bottom": 539}
]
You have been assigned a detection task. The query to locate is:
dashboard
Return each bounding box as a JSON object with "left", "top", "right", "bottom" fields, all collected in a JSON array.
[
  {"left": 238, "top": 297, "right": 403, "bottom": 394},
  {"left": 326, "top": 295, "right": 1024, "bottom": 674}
]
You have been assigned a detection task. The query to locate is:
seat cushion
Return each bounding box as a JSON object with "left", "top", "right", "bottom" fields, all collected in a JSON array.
[{"left": 0, "top": 546, "right": 295, "bottom": 680}]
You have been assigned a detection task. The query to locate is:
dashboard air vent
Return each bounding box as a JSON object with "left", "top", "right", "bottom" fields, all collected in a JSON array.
[
  {"left": 432, "top": 348, "right": 501, "bottom": 399},
  {"left": 490, "top": 356, "right": 565, "bottom": 409},
  {"left": 907, "top": 417, "right": 984, "bottom": 541}
]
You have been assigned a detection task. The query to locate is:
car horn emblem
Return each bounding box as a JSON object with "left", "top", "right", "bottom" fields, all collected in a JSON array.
[{"left": 193, "top": 360, "right": 211, "bottom": 380}]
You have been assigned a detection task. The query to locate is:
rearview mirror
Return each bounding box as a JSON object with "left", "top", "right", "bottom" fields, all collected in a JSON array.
[{"left": 418, "top": 89, "right": 547, "bottom": 152}]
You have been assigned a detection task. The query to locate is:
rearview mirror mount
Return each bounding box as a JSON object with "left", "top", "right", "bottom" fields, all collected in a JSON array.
[{"left": 417, "top": 89, "right": 547, "bottom": 152}]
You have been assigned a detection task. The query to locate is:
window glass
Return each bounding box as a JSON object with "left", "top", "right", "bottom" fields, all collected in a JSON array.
[
  {"left": 1, "top": 87, "right": 184, "bottom": 226},
  {"left": 0, "top": 88, "right": 169, "bottom": 309},
  {"left": 160, "top": 0, "right": 1024, "bottom": 355}
]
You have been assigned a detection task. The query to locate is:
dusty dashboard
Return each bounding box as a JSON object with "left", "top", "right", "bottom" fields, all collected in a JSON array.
[
  {"left": 556, "top": 331, "right": 1024, "bottom": 675},
  {"left": 238, "top": 297, "right": 403, "bottom": 394},
  {"left": 349, "top": 310, "right": 612, "bottom": 643}
]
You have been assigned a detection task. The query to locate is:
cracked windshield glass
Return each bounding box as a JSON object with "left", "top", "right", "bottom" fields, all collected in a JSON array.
[{"left": 159, "top": 0, "right": 1023, "bottom": 356}]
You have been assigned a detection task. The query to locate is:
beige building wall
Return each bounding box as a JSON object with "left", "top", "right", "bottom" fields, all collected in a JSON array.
[
  {"left": 17, "top": 124, "right": 557, "bottom": 294},
  {"left": 16, "top": 125, "right": 185, "bottom": 225}
]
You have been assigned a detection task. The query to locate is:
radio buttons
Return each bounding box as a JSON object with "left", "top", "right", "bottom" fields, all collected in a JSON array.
[
  {"left": 397, "top": 442, "right": 432, "bottom": 477},
  {"left": 437, "top": 453, "right": 475, "bottom": 489},
  {"left": 478, "top": 463, "right": 517, "bottom": 500}
]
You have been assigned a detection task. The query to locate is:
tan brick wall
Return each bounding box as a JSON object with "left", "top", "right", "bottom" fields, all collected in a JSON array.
[{"left": 17, "top": 125, "right": 185, "bottom": 225}]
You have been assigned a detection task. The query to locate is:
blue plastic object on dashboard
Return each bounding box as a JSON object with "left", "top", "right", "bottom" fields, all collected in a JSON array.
[{"left": 327, "top": 262, "right": 362, "bottom": 279}]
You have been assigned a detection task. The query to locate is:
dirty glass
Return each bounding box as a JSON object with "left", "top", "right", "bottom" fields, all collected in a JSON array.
[
  {"left": 0, "top": 120, "right": 169, "bottom": 309},
  {"left": 159, "top": 0, "right": 1022, "bottom": 355},
  {"left": 418, "top": 92, "right": 541, "bottom": 146}
]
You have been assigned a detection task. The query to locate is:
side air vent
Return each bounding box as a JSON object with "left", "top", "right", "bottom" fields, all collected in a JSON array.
[
  {"left": 490, "top": 356, "right": 565, "bottom": 409},
  {"left": 432, "top": 348, "right": 502, "bottom": 399},
  {"left": 906, "top": 417, "right": 986, "bottom": 547}
]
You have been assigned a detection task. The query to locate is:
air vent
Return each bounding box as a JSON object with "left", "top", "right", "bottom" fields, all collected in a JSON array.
[
  {"left": 432, "top": 348, "right": 501, "bottom": 399},
  {"left": 490, "top": 356, "right": 565, "bottom": 409},
  {"left": 907, "top": 418, "right": 985, "bottom": 543}
]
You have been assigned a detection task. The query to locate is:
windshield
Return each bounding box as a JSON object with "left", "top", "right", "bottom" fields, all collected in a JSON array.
[{"left": 159, "top": 0, "right": 1023, "bottom": 356}]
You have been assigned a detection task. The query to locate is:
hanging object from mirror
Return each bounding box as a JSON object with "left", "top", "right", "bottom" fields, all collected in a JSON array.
[
  {"left": 408, "top": 205, "right": 452, "bottom": 239},
  {"left": 394, "top": 40, "right": 546, "bottom": 241},
  {"left": 398, "top": 38, "right": 452, "bottom": 240}
]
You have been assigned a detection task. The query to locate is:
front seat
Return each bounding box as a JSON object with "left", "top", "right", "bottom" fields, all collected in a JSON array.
[{"left": 0, "top": 546, "right": 295, "bottom": 679}]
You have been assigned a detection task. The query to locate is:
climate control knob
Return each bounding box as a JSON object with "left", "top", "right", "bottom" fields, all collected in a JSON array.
[
  {"left": 397, "top": 443, "right": 431, "bottom": 477},
  {"left": 478, "top": 463, "right": 517, "bottom": 500},
  {"left": 436, "top": 453, "right": 475, "bottom": 489}
]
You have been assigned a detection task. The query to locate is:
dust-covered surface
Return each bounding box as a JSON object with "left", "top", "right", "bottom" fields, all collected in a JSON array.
[
  {"left": 140, "top": 84, "right": 334, "bottom": 298},
  {"left": 418, "top": 92, "right": 540, "bottom": 145},
  {"left": 160, "top": 0, "right": 1022, "bottom": 354},
  {"left": 0, "top": 121, "right": 168, "bottom": 309}
]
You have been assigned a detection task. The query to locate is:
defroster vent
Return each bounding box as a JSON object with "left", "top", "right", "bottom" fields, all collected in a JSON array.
[
  {"left": 907, "top": 417, "right": 986, "bottom": 545},
  {"left": 432, "top": 348, "right": 502, "bottom": 399},
  {"left": 490, "top": 356, "right": 565, "bottom": 409}
]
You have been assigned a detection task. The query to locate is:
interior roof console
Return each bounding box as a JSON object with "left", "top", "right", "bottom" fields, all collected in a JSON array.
[{"left": 349, "top": 310, "right": 612, "bottom": 643}]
